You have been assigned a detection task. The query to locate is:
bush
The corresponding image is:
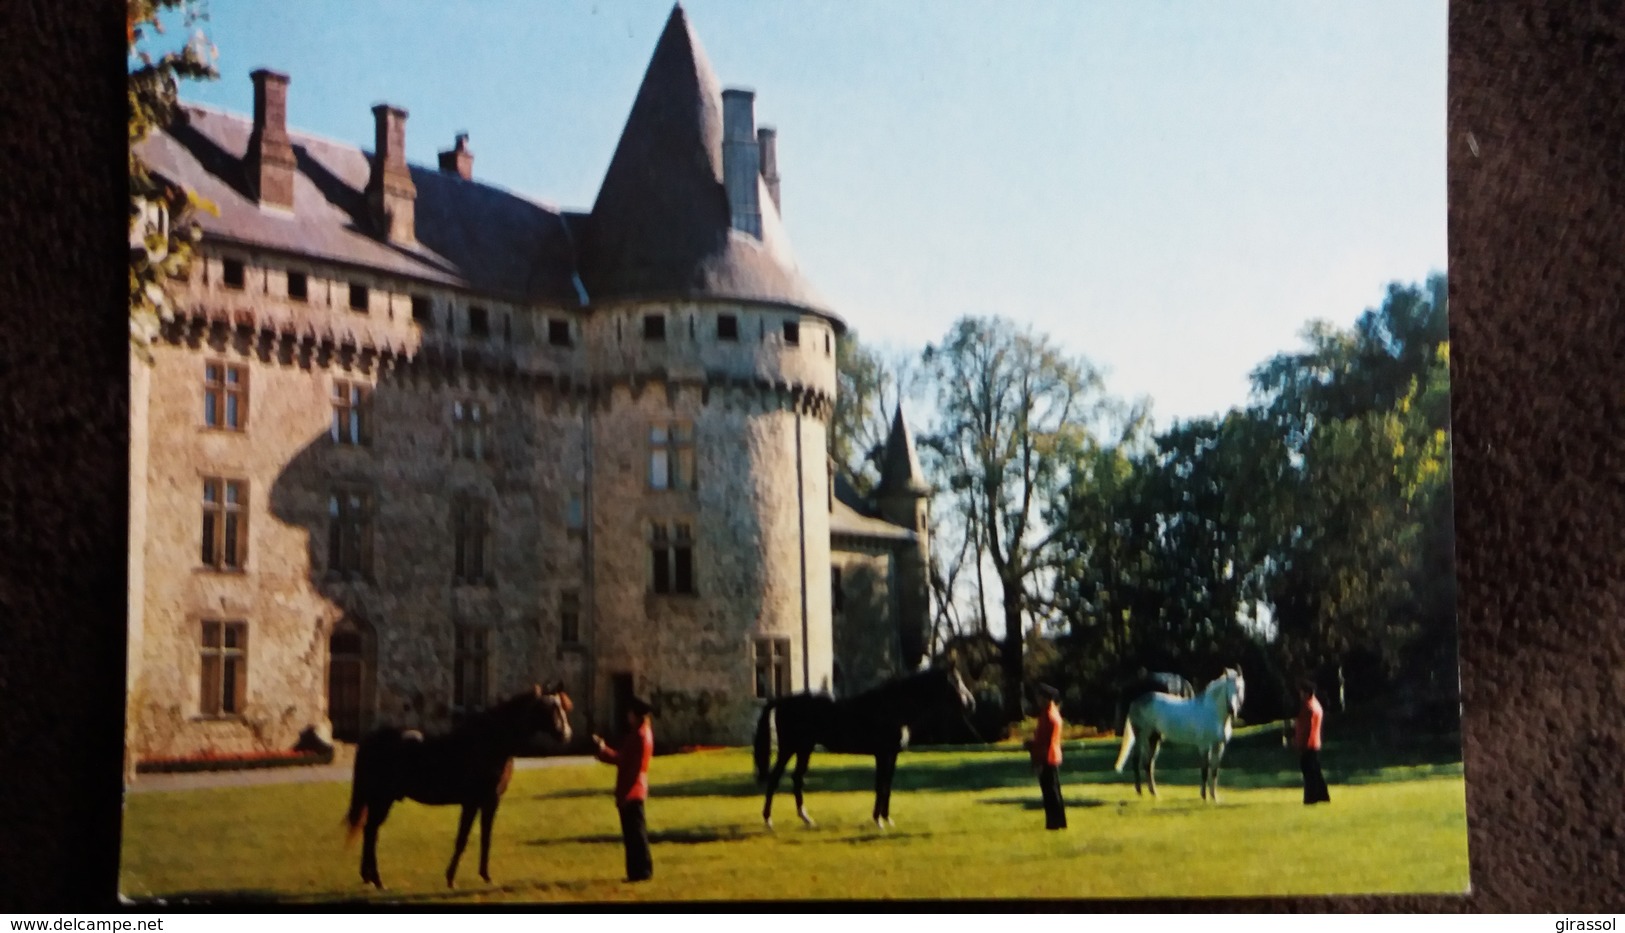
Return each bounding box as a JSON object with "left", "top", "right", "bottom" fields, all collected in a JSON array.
[{"left": 136, "top": 748, "right": 333, "bottom": 774}]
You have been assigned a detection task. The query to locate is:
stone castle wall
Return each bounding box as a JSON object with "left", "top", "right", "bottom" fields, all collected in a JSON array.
[{"left": 128, "top": 251, "right": 846, "bottom": 761}]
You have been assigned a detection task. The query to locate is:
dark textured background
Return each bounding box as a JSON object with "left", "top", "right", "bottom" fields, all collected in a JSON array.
[{"left": 2, "top": 0, "right": 1621, "bottom": 912}]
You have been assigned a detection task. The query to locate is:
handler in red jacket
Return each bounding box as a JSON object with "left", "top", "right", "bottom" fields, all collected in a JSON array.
[
  {"left": 593, "top": 695, "right": 654, "bottom": 882},
  {"left": 1294, "top": 680, "right": 1330, "bottom": 805},
  {"left": 1029, "top": 683, "right": 1067, "bottom": 830}
]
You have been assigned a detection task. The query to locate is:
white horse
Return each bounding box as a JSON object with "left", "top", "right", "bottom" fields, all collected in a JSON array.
[{"left": 1112, "top": 668, "right": 1245, "bottom": 802}]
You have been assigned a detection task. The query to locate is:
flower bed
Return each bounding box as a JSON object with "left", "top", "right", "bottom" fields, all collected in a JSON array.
[{"left": 136, "top": 747, "right": 334, "bottom": 774}]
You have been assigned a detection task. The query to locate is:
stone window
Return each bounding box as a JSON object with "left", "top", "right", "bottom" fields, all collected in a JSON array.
[
  {"left": 648, "top": 422, "right": 694, "bottom": 491},
  {"left": 330, "top": 379, "right": 371, "bottom": 446},
  {"left": 548, "top": 319, "right": 572, "bottom": 348},
  {"left": 411, "top": 295, "right": 432, "bottom": 326},
  {"left": 327, "top": 488, "right": 373, "bottom": 579},
  {"left": 469, "top": 306, "right": 490, "bottom": 338},
  {"left": 203, "top": 361, "right": 247, "bottom": 431},
  {"left": 287, "top": 270, "right": 308, "bottom": 302},
  {"left": 782, "top": 320, "right": 800, "bottom": 346},
  {"left": 831, "top": 566, "right": 844, "bottom": 614},
  {"left": 753, "top": 637, "right": 791, "bottom": 700},
  {"left": 200, "top": 477, "right": 248, "bottom": 571},
  {"left": 642, "top": 313, "right": 666, "bottom": 342},
  {"left": 650, "top": 522, "right": 695, "bottom": 595},
  {"left": 560, "top": 590, "right": 581, "bottom": 646},
  {"left": 717, "top": 314, "right": 739, "bottom": 341},
  {"left": 453, "top": 401, "right": 487, "bottom": 461},
  {"left": 222, "top": 258, "right": 246, "bottom": 290},
  {"left": 453, "top": 625, "right": 488, "bottom": 712},
  {"left": 200, "top": 620, "right": 247, "bottom": 716},
  {"left": 453, "top": 494, "right": 490, "bottom": 585},
  {"left": 348, "top": 283, "right": 369, "bottom": 313}
]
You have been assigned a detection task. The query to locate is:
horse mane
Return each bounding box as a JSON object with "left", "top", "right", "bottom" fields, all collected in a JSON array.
[
  {"left": 839, "top": 667, "right": 958, "bottom": 722},
  {"left": 458, "top": 686, "right": 563, "bottom": 738}
]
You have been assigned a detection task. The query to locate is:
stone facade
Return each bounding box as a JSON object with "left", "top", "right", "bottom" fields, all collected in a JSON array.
[{"left": 125, "top": 6, "right": 927, "bottom": 763}]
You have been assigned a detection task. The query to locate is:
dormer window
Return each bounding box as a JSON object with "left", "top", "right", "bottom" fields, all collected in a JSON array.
[
  {"left": 717, "top": 314, "right": 739, "bottom": 341},
  {"left": 223, "top": 259, "right": 246, "bottom": 290},
  {"left": 643, "top": 314, "right": 666, "bottom": 342},
  {"left": 548, "top": 319, "right": 572, "bottom": 348},
  {"left": 349, "top": 283, "right": 369, "bottom": 313},
  {"left": 782, "top": 321, "right": 800, "bottom": 346},
  {"left": 287, "top": 271, "right": 308, "bottom": 302}
]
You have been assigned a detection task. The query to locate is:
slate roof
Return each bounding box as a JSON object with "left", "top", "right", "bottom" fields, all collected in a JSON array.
[
  {"left": 578, "top": 5, "right": 840, "bottom": 327},
  {"left": 877, "top": 404, "right": 930, "bottom": 497},
  {"left": 137, "top": 106, "right": 582, "bottom": 305},
  {"left": 829, "top": 461, "right": 916, "bottom": 544},
  {"left": 830, "top": 498, "right": 916, "bottom": 543},
  {"left": 135, "top": 3, "right": 840, "bottom": 323}
]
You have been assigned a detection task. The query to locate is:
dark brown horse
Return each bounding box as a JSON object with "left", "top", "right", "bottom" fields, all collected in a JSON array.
[
  {"left": 343, "top": 684, "right": 573, "bottom": 889},
  {"left": 754, "top": 667, "right": 975, "bottom": 829}
]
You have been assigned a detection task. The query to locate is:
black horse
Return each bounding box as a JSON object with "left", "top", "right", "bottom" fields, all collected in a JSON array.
[
  {"left": 343, "top": 684, "right": 573, "bottom": 889},
  {"left": 753, "top": 667, "right": 975, "bottom": 829}
]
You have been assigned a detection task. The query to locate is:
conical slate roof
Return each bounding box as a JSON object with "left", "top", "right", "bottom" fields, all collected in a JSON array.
[
  {"left": 579, "top": 5, "right": 838, "bottom": 324},
  {"left": 878, "top": 404, "right": 930, "bottom": 497}
]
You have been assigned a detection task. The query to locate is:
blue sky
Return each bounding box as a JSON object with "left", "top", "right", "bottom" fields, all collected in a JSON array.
[{"left": 174, "top": 0, "right": 1447, "bottom": 427}]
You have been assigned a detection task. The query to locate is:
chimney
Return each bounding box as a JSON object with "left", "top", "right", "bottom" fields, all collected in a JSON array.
[
  {"left": 438, "top": 133, "right": 473, "bottom": 181},
  {"left": 366, "top": 103, "right": 417, "bottom": 243},
  {"left": 721, "top": 88, "right": 761, "bottom": 237},
  {"left": 757, "top": 126, "right": 780, "bottom": 213},
  {"left": 246, "top": 69, "right": 296, "bottom": 210}
]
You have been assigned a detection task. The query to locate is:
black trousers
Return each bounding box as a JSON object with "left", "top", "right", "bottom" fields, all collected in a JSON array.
[
  {"left": 1301, "top": 750, "right": 1330, "bottom": 804},
  {"left": 618, "top": 800, "right": 653, "bottom": 881},
  {"left": 1038, "top": 764, "right": 1068, "bottom": 829}
]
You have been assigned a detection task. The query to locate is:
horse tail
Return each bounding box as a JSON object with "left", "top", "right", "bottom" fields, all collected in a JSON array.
[
  {"left": 343, "top": 736, "right": 374, "bottom": 845},
  {"left": 1113, "top": 717, "right": 1136, "bottom": 772},
  {"left": 753, "top": 702, "right": 778, "bottom": 784}
]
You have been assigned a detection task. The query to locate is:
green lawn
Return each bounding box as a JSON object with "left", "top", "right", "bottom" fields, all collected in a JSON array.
[{"left": 120, "top": 728, "right": 1469, "bottom": 903}]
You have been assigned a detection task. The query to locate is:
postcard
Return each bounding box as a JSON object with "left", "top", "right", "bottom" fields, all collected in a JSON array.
[{"left": 123, "top": 0, "right": 1463, "bottom": 903}]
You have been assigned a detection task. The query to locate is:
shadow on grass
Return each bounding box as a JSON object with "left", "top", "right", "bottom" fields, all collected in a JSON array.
[
  {"left": 978, "top": 796, "right": 1109, "bottom": 811},
  {"left": 531, "top": 787, "right": 604, "bottom": 801},
  {"left": 655, "top": 733, "right": 1461, "bottom": 801},
  {"left": 537, "top": 825, "right": 758, "bottom": 847}
]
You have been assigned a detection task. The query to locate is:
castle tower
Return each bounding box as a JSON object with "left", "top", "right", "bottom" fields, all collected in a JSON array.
[
  {"left": 875, "top": 405, "right": 931, "bottom": 669},
  {"left": 578, "top": 5, "right": 844, "bottom": 742}
]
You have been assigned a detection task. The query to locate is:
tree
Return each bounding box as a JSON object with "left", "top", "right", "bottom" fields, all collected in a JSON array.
[
  {"left": 1249, "top": 275, "right": 1453, "bottom": 702},
  {"left": 831, "top": 331, "right": 898, "bottom": 497},
  {"left": 129, "top": 0, "right": 217, "bottom": 356},
  {"left": 922, "top": 317, "right": 1109, "bottom": 723}
]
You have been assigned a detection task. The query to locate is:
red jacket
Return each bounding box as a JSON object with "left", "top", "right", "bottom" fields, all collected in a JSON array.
[
  {"left": 1031, "top": 704, "right": 1063, "bottom": 767},
  {"left": 596, "top": 719, "right": 652, "bottom": 805},
  {"left": 1294, "top": 696, "right": 1323, "bottom": 751}
]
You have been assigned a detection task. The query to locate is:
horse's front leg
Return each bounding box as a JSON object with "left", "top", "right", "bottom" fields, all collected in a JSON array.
[
  {"left": 1210, "top": 743, "right": 1226, "bottom": 803},
  {"left": 792, "top": 750, "right": 815, "bottom": 827},
  {"left": 874, "top": 752, "right": 898, "bottom": 828},
  {"left": 477, "top": 797, "right": 500, "bottom": 883},
  {"left": 762, "top": 748, "right": 792, "bottom": 828},
  {"left": 445, "top": 804, "right": 477, "bottom": 888}
]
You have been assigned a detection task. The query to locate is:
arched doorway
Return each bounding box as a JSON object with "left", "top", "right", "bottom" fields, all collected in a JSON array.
[{"left": 328, "top": 620, "right": 373, "bottom": 742}]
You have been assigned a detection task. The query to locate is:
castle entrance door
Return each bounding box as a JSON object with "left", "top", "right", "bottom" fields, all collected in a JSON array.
[{"left": 328, "top": 626, "right": 369, "bottom": 741}]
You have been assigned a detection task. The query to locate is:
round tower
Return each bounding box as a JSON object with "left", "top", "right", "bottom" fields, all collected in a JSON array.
[{"left": 576, "top": 5, "right": 843, "bottom": 743}]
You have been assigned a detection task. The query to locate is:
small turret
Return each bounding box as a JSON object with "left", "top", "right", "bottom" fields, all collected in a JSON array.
[{"left": 875, "top": 405, "right": 930, "bottom": 668}]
